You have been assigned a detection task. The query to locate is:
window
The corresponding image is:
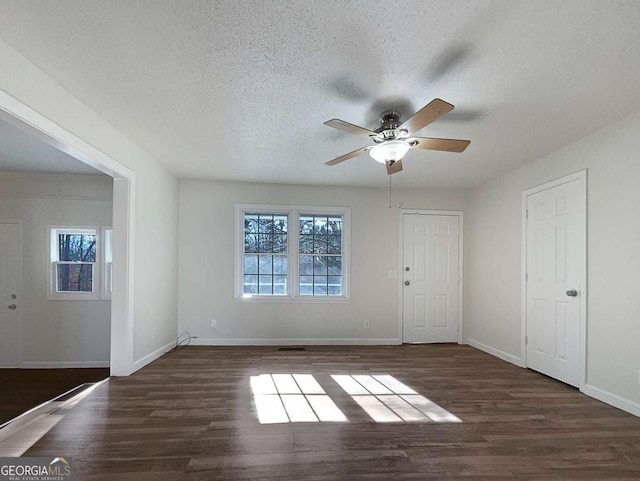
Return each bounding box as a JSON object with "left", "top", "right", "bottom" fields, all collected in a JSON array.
[
  {"left": 48, "top": 226, "right": 112, "bottom": 300},
  {"left": 298, "top": 215, "right": 343, "bottom": 296},
  {"left": 49, "top": 227, "right": 98, "bottom": 299},
  {"left": 236, "top": 205, "right": 349, "bottom": 300},
  {"left": 243, "top": 213, "right": 288, "bottom": 295}
]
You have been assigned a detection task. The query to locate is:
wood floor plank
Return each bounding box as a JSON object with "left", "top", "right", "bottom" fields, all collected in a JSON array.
[{"left": 7, "top": 344, "right": 640, "bottom": 480}]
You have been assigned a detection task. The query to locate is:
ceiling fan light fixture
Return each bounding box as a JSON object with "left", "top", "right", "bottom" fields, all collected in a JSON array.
[{"left": 369, "top": 140, "right": 410, "bottom": 164}]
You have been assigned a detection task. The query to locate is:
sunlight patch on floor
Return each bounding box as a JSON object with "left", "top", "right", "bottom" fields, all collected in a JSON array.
[
  {"left": 251, "top": 374, "right": 347, "bottom": 424},
  {"left": 250, "top": 373, "right": 460, "bottom": 425},
  {"left": 332, "top": 374, "right": 461, "bottom": 424}
]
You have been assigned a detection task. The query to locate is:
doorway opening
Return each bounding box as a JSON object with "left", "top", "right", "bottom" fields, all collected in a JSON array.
[{"left": 0, "top": 90, "right": 135, "bottom": 384}]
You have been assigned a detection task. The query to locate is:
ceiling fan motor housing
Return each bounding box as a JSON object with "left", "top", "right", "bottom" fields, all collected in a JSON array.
[{"left": 376, "top": 110, "right": 403, "bottom": 140}]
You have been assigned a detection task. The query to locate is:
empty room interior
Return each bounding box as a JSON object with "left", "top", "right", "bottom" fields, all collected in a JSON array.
[{"left": 0, "top": 1, "right": 639, "bottom": 479}]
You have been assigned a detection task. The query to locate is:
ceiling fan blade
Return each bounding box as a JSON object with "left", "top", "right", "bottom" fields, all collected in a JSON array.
[
  {"left": 397, "top": 98, "right": 454, "bottom": 134},
  {"left": 325, "top": 146, "right": 371, "bottom": 166},
  {"left": 409, "top": 137, "right": 470, "bottom": 153},
  {"left": 324, "top": 119, "right": 376, "bottom": 137},
  {"left": 386, "top": 160, "right": 403, "bottom": 175}
]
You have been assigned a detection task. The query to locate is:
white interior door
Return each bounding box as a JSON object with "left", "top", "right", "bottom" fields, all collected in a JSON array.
[
  {"left": 525, "top": 176, "right": 585, "bottom": 387},
  {"left": 0, "top": 221, "right": 23, "bottom": 367},
  {"left": 402, "top": 213, "right": 460, "bottom": 343}
]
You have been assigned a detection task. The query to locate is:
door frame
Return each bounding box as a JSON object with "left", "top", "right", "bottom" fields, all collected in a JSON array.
[
  {"left": 0, "top": 219, "right": 23, "bottom": 367},
  {"left": 520, "top": 169, "right": 587, "bottom": 388},
  {"left": 0, "top": 90, "right": 136, "bottom": 376},
  {"left": 399, "top": 209, "right": 464, "bottom": 344}
]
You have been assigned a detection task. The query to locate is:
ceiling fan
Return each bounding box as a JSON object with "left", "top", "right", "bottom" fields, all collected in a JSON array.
[{"left": 324, "top": 98, "right": 470, "bottom": 175}]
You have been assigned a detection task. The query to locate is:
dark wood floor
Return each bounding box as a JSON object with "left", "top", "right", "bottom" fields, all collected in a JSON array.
[
  {"left": 17, "top": 345, "right": 640, "bottom": 480},
  {"left": 0, "top": 368, "right": 110, "bottom": 425}
]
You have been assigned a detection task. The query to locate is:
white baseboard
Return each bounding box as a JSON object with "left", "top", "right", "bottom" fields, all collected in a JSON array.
[
  {"left": 190, "top": 338, "right": 401, "bottom": 346},
  {"left": 131, "top": 340, "right": 176, "bottom": 372},
  {"left": 465, "top": 338, "right": 525, "bottom": 367},
  {"left": 20, "top": 361, "right": 110, "bottom": 369},
  {"left": 582, "top": 384, "right": 640, "bottom": 418}
]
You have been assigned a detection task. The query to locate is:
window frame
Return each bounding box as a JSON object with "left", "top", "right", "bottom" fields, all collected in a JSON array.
[
  {"left": 101, "top": 226, "right": 113, "bottom": 300},
  {"left": 235, "top": 204, "right": 350, "bottom": 302},
  {"left": 48, "top": 226, "right": 101, "bottom": 300}
]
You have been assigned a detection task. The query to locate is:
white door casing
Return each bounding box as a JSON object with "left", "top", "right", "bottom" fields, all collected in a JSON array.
[
  {"left": 0, "top": 90, "right": 135, "bottom": 376},
  {"left": 0, "top": 220, "right": 23, "bottom": 367},
  {"left": 523, "top": 171, "right": 586, "bottom": 387},
  {"left": 402, "top": 212, "right": 462, "bottom": 343}
]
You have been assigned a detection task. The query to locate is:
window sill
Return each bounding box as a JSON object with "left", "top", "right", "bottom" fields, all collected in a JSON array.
[
  {"left": 47, "top": 293, "right": 101, "bottom": 301},
  {"left": 234, "top": 295, "right": 351, "bottom": 304}
]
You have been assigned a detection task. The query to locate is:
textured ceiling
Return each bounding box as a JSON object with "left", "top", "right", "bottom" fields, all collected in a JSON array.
[{"left": 0, "top": 0, "right": 638, "bottom": 188}]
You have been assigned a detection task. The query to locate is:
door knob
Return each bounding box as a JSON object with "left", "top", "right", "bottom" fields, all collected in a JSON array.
[
  {"left": 8, "top": 304, "right": 17, "bottom": 310},
  {"left": 404, "top": 281, "right": 410, "bottom": 286},
  {"left": 566, "top": 289, "right": 578, "bottom": 297}
]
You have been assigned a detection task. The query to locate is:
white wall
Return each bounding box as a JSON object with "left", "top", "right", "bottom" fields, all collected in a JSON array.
[
  {"left": 0, "top": 38, "right": 180, "bottom": 370},
  {"left": 465, "top": 111, "right": 640, "bottom": 409},
  {"left": 0, "top": 173, "right": 112, "bottom": 366},
  {"left": 179, "top": 180, "right": 467, "bottom": 343}
]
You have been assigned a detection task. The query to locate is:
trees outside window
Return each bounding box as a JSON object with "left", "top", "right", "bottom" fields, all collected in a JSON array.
[
  {"left": 48, "top": 226, "right": 111, "bottom": 300},
  {"left": 236, "top": 205, "right": 350, "bottom": 301}
]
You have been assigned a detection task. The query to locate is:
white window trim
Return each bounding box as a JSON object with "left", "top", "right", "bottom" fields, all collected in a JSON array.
[
  {"left": 235, "top": 204, "right": 350, "bottom": 303},
  {"left": 101, "top": 226, "right": 113, "bottom": 300},
  {"left": 48, "top": 226, "right": 101, "bottom": 300}
]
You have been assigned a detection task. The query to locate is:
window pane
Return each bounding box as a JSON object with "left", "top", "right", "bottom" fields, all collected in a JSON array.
[
  {"left": 299, "top": 255, "right": 313, "bottom": 275},
  {"left": 314, "top": 256, "right": 328, "bottom": 275},
  {"left": 57, "top": 264, "right": 93, "bottom": 292},
  {"left": 313, "top": 237, "right": 328, "bottom": 254},
  {"left": 273, "top": 275, "right": 287, "bottom": 295},
  {"left": 299, "top": 276, "right": 313, "bottom": 295},
  {"left": 244, "top": 275, "right": 258, "bottom": 294},
  {"left": 244, "top": 214, "right": 259, "bottom": 233},
  {"left": 328, "top": 276, "right": 342, "bottom": 296},
  {"left": 327, "top": 256, "right": 342, "bottom": 275},
  {"left": 273, "top": 234, "right": 287, "bottom": 253},
  {"left": 259, "top": 276, "right": 273, "bottom": 295},
  {"left": 258, "top": 215, "right": 274, "bottom": 233},
  {"left": 328, "top": 235, "right": 342, "bottom": 254},
  {"left": 327, "top": 217, "right": 342, "bottom": 235},
  {"left": 259, "top": 255, "right": 272, "bottom": 275},
  {"left": 273, "top": 215, "right": 288, "bottom": 234},
  {"left": 245, "top": 234, "right": 258, "bottom": 253},
  {"left": 273, "top": 255, "right": 287, "bottom": 275},
  {"left": 313, "top": 217, "right": 328, "bottom": 235},
  {"left": 299, "top": 235, "right": 313, "bottom": 254},
  {"left": 299, "top": 216, "right": 313, "bottom": 235},
  {"left": 244, "top": 255, "right": 258, "bottom": 274},
  {"left": 58, "top": 234, "right": 96, "bottom": 262},
  {"left": 314, "top": 277, "right": 328, "bottom": 295},
  {"left": 258, "top": 234, "right": 273, "bottom": 253}
]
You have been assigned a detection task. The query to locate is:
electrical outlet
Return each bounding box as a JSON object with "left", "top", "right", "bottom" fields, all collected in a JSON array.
[
  {"left": 363, "top": 320, "right": 370, "bottom": 329},
  {"left": 211, "top": 319, "right": 217, "bottom": 329}
]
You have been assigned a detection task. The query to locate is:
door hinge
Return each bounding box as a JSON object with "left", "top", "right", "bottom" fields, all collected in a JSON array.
[{"left": 525, "top": 335, "right": 528, "bottom": 345}]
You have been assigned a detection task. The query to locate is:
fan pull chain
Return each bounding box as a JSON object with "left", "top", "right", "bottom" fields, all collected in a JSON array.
[{"left": 389, "top": 174, "right": 392, "bottom": 209}]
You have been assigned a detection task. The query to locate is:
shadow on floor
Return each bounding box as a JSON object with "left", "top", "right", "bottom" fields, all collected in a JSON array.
[{"left": 0, "top": 368, "right": 110, "bottom": 425}]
